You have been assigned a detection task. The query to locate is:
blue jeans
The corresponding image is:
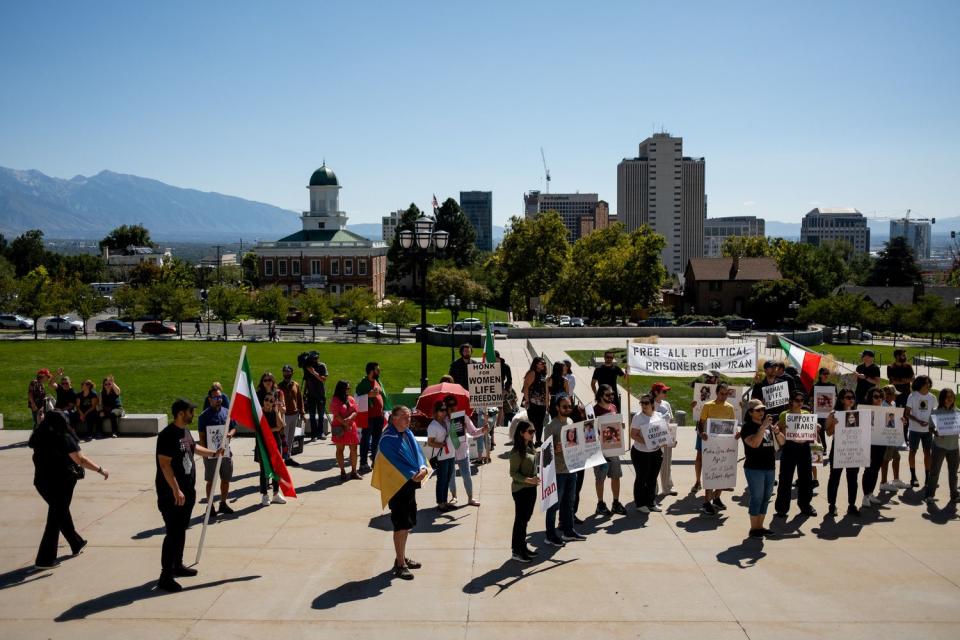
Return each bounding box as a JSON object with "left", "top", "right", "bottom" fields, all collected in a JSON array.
[
  {"left": 435, "top": 457, "right": 455, "bottom": 505},
  {"left": 449, "top": 456, "right": 473, "bottom": 499},
  {"left": 360, "top": 416, "right": 384, "bottom": 467},
  {"left": 745, "top": 467, "right": 775, "bottom": 516},
  {"left": 545, "top": 472, "right": 577, "bottom": 538}
]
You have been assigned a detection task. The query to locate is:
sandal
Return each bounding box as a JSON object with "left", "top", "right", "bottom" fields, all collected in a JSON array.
[{"left": 350, "top": 471, "right": 362, "bottom": 480}]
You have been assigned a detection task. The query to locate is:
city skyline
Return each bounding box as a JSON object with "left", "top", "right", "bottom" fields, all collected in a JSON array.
[{"left": 1, "top": 2, "right": 957, "bottom": 228}]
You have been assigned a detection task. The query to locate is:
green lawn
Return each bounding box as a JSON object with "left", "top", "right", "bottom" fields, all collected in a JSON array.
[
  {"left": 812, "top": 343, "right": 960, "bottom": 368},
  {"left": 0, "top": 341, "right": 454, "bottom": 429},
  {"left": 425, "top": 307, "right": 509, "bottom": 325}
]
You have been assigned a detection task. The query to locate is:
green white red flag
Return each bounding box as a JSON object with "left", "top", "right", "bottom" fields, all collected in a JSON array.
[
  {"left": 778, "top": 336, "right": 822, "bottom": 394},
  {"left": 227, "top": 349, "right": 296, "bottom": 497},
  {"left": 482, "top": 322, "right": 495, "bottom": 363}
]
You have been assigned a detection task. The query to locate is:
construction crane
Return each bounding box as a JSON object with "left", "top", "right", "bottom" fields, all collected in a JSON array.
[{"left": 540, "top": 147, "right": 551, "bottom": 194}]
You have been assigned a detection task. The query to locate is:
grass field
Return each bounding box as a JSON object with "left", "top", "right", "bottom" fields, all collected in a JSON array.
[
  {"left": 424, "top": 307, "right": 509, "bottom": 325},
  {"left": 0, "top": 341, "right": 454, "bottom": 429},
  {"left": 812, "top": 343, "right": 960, "bottom": 368}
]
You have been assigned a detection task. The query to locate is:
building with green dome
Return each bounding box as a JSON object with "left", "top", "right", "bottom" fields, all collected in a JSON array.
[{"left": 255, "top": 164, "right": 387, "bottom": 298}]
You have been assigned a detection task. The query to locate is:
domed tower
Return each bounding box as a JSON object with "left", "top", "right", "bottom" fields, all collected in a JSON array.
[{"left": 303, "top": 163, "right": 348, "bottom": 231}]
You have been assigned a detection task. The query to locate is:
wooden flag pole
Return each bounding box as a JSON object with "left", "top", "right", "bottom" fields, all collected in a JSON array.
[{"left": 625, "top": 339, "right": 632, "bottom": 419}]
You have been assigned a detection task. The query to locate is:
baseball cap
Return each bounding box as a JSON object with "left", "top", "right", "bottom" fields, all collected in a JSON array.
[
  {"left": 763, "top": 361, "right": 776, "bottom": 370},
  {"left": 651, "top": 382, "right": 671, "bottom": 393},
  {"left": 36, "top": 368, "right": 51, "bottom": 378},
  {"left": 171, "top": 398, "right": 197, "bottom": 416}
]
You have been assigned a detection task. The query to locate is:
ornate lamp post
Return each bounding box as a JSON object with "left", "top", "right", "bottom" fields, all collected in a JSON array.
[
  {"left": 789, "top": 300, "right": 801, "bottom": 341},
  {"left": 445, "top": 294, "right": 461, "bottom": 363},
  {"left": 399, "top": 215, "right": 449, "bottom": 391},
  {"left": 466, "top": 301, "right": 478, "bottom": 341}
]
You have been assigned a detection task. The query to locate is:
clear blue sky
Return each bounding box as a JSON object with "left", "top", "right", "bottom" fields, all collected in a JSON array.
[{"left": 1, "top": 1, "right": 958, "bottom": 227}]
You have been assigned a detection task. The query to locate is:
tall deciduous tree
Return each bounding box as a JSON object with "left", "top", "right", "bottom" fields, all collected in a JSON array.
[
  {"left": 596, "top": 225, "right": 668, "bottom": 322},
  {"left": 493, "top": 212, "right": 570, "bottom": 318},
  {"left": 338, "top": 287, "right": 378, "bottom": 342},
  {"left": 164, "top": 286, "right": 202, "bottom": 339},
  {"left": 16, "top": 266, "right": 51, "bottom": 340},
  {"left": 721, "top": 235, "right": 780, "bottom": 259},
  {"left": 72, "top": 278, "right": 109, "bottom": 337},
  {"left": 0, "top": 256, "right": 17, "bottom": 311},
  {"left": 867, "top": 237, "right": 922, "bottom": 287},
  {"left": 295, "top": 289, "right": 332, "bottom": 341},
  {"left": 426, "top": 264, "right": 491, "bottom": 308},
  {"left": 381, "top": 299, "right": 418, "bottom": 343},
  {"left": 99, "top": 224, "right": 155, "bottom": 254},
  {"left": 208, "top": 285, "right": 248, "bottom": 338},
  {"left": 252, "top": 286, "right": 290, "bottom": 339},
  {"left": 9, "top": 230, "right": 47, "bottom": 277}
]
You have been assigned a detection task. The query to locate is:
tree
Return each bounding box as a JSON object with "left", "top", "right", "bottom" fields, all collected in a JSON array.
[
  {"left": 9, "top": 230, "right": 47, "bottom": 277},
  {"left": 45, "top": 278, "right": 74, "bottom": 320},
  {"left": 909, "top": 295, "right": 946, "bottom": 346},
  {"left": 295, "top": 289, "right": 331, "bottom": 341},
  {"left": 113, "top": 285, "right": 144, "bottom": 337},
  {"left": 721, "top": 235, "right": 779, "bottom": 259},
  {"left": 99, "top": 224, "right": 155, "bottom": 254},
  {"left": 164, "top": 286, "right": 202, "bottom": 339},
  {"left": 141, "top": 282, "right": 171, "bottom": 322},
  {"left": 595, "top": 226, "right": 667, "bottom": 322},
  {"left": 547, "top": 225, "right": 623, "bottom": 318},
  {"left": 0, "top": 256, "right": 17, "bottom": 311},
  {"left": 16, "top": 267, "right": 51, "bottom": 339},
  {"left": 127, "top": 261, "right": 163, "bottom": 288},
  {"left": 426, "top": 264, "right": 491, "bottom": 308},
  {"left": 241, "top": 252, "right": 260, "bottom": 288},
  {"left": 208, "top": 285, "right": 248, "bottom": 338},
  {"left": 159, "top": 257, "right": 197, "bottom": 289},
  {"left": 338, "top": 287, "right": 377, "bottom": 342},
  {"left": 386, "top": 204, "right": 425, "bottom": 284},
  {"left": 72, "top": 278, "right": 109, "bottom": 337},
  {"left": 252, "top": 286, "right": 290, "bottom": 339},
  {"left": 748, "top": 278, "right": 810, "bottom": 328},
  {"left": 381, "top": 299, "right": 418, "bottom": 343},
  {"left": 867, "top": 237, "right": 922, "bottom": 287},
  {"left": 434, "top": 198, "right": 477, "bottom": 268},
  {"left": 493, "top": 212, "right": 570, "bottom": 318}
]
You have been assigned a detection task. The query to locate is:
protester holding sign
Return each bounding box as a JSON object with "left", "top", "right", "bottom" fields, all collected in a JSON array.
[
  {"left": 741, "top": 399, "right": 784, "bottom": 538},
  {"left": 751, "top": 361, "right": 790, "bottom": 420},
  {"left": 860, "top": 388, "right": 888, "bottom": 510},
  {"left": 543, "top": 396, "right": 585, "bottom": 544},
  {"left": 924, "top": 389, "right": 960, "bottom": 504},
  {"left": 697, "top": 382, "right": 735, "bottom": 516},
  {"left": 522, "top": 357, "right": 548, "bottom": 446},
  {"left": 812, "top": 367, "right": 837, "bottom": 488},
  {"left": 690, "top": 371, "right": 720, "bottom": 493},
  {"left": 905, "top": 375, "right": 936, "bottom": 488},
  {"left": 652, "top": 382, "right": 677, "bottom": 497},
  {"left": 630, "top": 394, "right": 666, "bottom": 513},
  {"left": 826, "top": 390, "right": 862, "bottom": 517},
  {"left": 446, "top": 398, "right": 487, "bottom": 508},
  {"left": 773, "top": 392, "right": 818, "bottom": 519},
  {"left": 426, "top": 401, "right": 456, "bottom": 512},
  {"left": 591, "top": 385, "right": 627, "bottom": 517},
  {"left": 509, "top": 420, "right": 540, "bottom": 563},
  {"left": 879, "top": 385, "right": 909, "bottom": 492}
]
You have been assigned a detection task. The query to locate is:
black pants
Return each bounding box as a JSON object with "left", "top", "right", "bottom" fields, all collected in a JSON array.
[
  {"left": 527, "top": 404, "right": 547, "bottom": 444},
  {"left": 861, "top": 445, "right": 886, "bottom": 495},
  {"left": 775, "top": 441, "right": 813, "bottom": 514},
  {"left": 630, "top": 448, "right": 662, "bottom": 509},
  {"left": 101, "top": 412, "right": 119, "bottom": 436},
  {"left": 259, "top": 461, "right": 279, "bottom": 494},
  {"left": 360, "top": 416, "right": 384, "bottom": 467},
  {"left": 306, "top": 395, "right": 326, "bottom": 437},
  {"left": 828, "top": 463, "right": 859, "bottom": 507},
  {"left": 159, "top": 495, "right": 194, "bottom": 577},
  {"left": 35, "top": 479, "right": 84, "bottom": 565},
  {"left": 511, "top": 486, "right": 536, "bottom": 553}
]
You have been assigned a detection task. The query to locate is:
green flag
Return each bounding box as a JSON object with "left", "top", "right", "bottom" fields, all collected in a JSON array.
[{"left": 483, "top": 322, "right": 495, "bottom": 363}]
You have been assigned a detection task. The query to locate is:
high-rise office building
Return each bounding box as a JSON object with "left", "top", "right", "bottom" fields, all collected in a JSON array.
[
  {"left": 800, "top": 208, "right": 870, "bottom": 254},
  {"left": 459, "top": 191, "right": 493, "bottom": 252},
  {"left": 523, "top": 191, "right": 607, "bottom": 241},
  {"left": 617, "top": 132, "right": 706, "bottom": 274},
  {"left": 890, "top": 217, "right": 932, "bottom": 259},
  {"left": 703, "top": 216, "right": 766, "bottom": 257},
  {"left": 381, "top": 209, "right": 404, "bottom": 246}
]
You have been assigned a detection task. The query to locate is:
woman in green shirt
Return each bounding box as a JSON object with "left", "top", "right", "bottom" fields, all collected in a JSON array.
[{"left": 509, "top": 420, "right": 540, "bottom": 563}]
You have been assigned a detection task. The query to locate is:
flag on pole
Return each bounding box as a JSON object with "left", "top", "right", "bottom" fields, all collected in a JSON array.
[
  {"left": 227, "top": 350, "right": 296, "bottom": 497},
  {"left": 482, "top": 322, "right": 495, "bottom": 363},
  {"left": 431, "top": 194, "right": 439, "bottom": 211},
  {"left": 778, "top": 336, "right": 822, "bottom": 394}
]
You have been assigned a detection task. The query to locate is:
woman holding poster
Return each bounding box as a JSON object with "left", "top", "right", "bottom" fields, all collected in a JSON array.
[
  {"left": 825, "top": 390, "right": 862, "bottom": 517},
  {"left": 629, "top": 394, "right": 664, "bottom": 513},
  {"left": 924, "top": 389, "right": 959, "bottom": 504},
  {"left": 860, "top": 388, "right": 887, "bottom": 510},
  {"left": 509, "top": 420, "right": 540, "bottom": 563},
  {"left": 741, "top": 399, "right": 784, "bottom": 538}
]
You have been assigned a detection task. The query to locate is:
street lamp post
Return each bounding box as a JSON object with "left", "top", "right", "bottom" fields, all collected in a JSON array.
[
  {"left": 399, "top": 215, "right": 450, "bottom": 391},
  {"left": 466, "top": 301, "right": 478, "bottom": 342},
  {"left": 446, "top": 294, "right": 461, "bottom": 364},
  {"left": 788, "top": 300, "right": 800, "bottom": 341}
]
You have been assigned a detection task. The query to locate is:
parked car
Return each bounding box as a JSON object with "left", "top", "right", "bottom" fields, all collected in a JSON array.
[
  {"left": 95, "top": 319, "right": 134, "bottom": 333},
  {"left": 408, "top": 323, "right": 436, "bottom": 333},
  {"left": 45, "top": 316, "right": 84, "bottom": 333},
  {"left": 638, "top": 317, "right": 674, "bottom": 327},
  {"left": 491, "top": 321, "right": 513, "bottom": 335},
  {"left": 543, "top": 314, "right": 557, "bottom": 324},
  {"left": 141, "top": 321, "right": 177, "bottom": 335},
  {"left": 0, "top": 313, "right": 34, "bottom": 329},
  {"left": 570, "top": 317, "right": 585, "bottom": 327},
  {"left": 723, "top": 318, "right": 754, "bottom": 332},
  {"left": 286, "top": 309, "right": 304, "bottom": 323},
  {"left": 348, "top": 322, "right": 383, "bottom": 335},
  {"left": 681, "top": 319, "right": 717, "bottom": 327},
  {"left": 453, "top": 318, "right": 483, "bottom": 332},
  {"left": 558, "top": 315, "right": 571, "bottom": 327}
]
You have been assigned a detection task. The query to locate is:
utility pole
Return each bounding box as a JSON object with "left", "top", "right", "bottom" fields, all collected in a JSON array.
[{"left": 213, "top": 245, "right": 224, "bottom": 286}]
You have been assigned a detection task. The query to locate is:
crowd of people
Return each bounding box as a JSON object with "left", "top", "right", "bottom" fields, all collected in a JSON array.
[{"left": 28, "top": 368, "right": 123, "bottom": 439}]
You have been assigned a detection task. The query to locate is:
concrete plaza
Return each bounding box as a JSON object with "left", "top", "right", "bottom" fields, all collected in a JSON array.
[{"left": 2, "top": 336, "right": 960, "bottom": 639}]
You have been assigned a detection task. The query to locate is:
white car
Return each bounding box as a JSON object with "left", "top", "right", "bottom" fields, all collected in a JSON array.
[
  {"left": 558, "top": 315, "right": 571, "bottom": 327},
  {"left": 453, "top": 318, "right": 483, "bottom": 332},
  {"left": 491, "top": 321, "right": 513, "bottom": 335},
  {"left": 0, "top": 314, "right": 34, "bottom": 329},
  {"left": 45, "top": 316, "right": 84, "bottom": 334}
]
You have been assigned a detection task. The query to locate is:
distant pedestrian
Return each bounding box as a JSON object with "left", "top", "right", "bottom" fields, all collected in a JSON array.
[
  {"left": 357, "top": 362, "right": 386, "bottom": 473},
  {"left": 302, "top": 354, "right": 329, "bottom": 440},
  {"left": 237, "top": 322, "right": 244, "bottom": 340},
  {"left": 193, "top": 320, "right": 202, "bottom": 337}
]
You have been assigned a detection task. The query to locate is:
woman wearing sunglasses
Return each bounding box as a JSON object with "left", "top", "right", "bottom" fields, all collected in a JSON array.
[
  {"left": 742, "top": 399, "right": 784, "bottom": 537},
  {"left": 509, "top": 420, "right": 540, "bottom": 562},
  {"left": 773, "top": 391, "right": 817, "bottom": 519},
  {"left": 825, "top": 389, "right": 861, "bottom": 517},
  {"left": 860, "top": 388, "right": 887, "bottom": 509}
]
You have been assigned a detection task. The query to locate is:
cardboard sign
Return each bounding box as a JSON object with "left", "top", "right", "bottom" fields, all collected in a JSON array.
[
  {"left": 813, "top": 386, "right": 836, "bottom": 417},
  {"left": 870, "top": 407, "right": 905, "bottom": 446},
  {"left": 833, "top": 409, "right": 871, "bottom": 468},
  {"left": 539, "top": 435, "right": 558, "bottom": 513},
  {"left": 931, "top": 411, "right": 960, "bottom": 437},
  {"left": 706, "top": 418, "right": 737, "bottom": 437},
  {"left": 204, "top": 423, "right": 231, "bottom": 456},
  {"left": 627, "top": 342, "right": 757, "bottom": 374},
  {"left": 638, "top": 414, "right": 673, "bottom": 449},
  {"left": 468, "top": 362, "right": 504, "bottom": 407},
  {"left": 730, "top": 385, "right": 749, "bottom": 424},
  {"left": 762, "top": 382, "right": 789, "bottom": 408},
  {"left": 596, "top": 413, "right": 626, "bottom": 456},
  {"left": 692, "top": 384, "right": 716, "bottom": 422},
  {"left": 560, "top": 419, "right": 606, "bottom": 472},
  {"left": 784, "top": 413, "right": 818, "bottom": 443},
  {"left": 702, "top": 435, "right": 739, "bottom": 490}
]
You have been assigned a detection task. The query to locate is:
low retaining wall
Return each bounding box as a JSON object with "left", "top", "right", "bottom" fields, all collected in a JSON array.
[
  {"left": 507, "top": 326, "right": 728, "bottom": 339},
  {"left": 766, "top": 329, "right": 824, "bottom": 348}
]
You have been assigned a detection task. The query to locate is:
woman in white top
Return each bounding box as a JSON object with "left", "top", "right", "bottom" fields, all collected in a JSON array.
[
  {"left": 562, "top": 360, "right": 577, "bottom": 397},
  {"left": 905, "top": 375, "right": 935, "bottom": 488},
  {"left": 426, "top": 401, "right": 457, "bottom": 512},
  {"left": 629, "top": 394, "right": 665, "bottom": 513},
  {"left": 443, "top": 395, "right": 488, "bottom": 507}
]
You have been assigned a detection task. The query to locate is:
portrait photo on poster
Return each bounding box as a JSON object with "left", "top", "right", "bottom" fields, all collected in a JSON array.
[{"left": 707, "top": 418, "right": 736, "bottom": 436}]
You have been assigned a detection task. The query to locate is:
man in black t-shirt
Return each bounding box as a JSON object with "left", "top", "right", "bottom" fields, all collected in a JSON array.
[
  {"left": 591, "top": 351, "right": 627, "bottom": 412},
  {"left": 155, "top": 398, "right": 222, "bottom": 593},
  {"left": 303, "top": 359, "right": 328, "bottom": 440},
  {"left": 886, "top": 349, "right": 914, "bottom": 408},
  {"left": 855, "top": 350, "right": 882, "bottom": 405}
]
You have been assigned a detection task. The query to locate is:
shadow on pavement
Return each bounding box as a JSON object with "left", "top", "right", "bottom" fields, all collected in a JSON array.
[
  {"left": 769, "top": 513, "right": 810, "bottom": 539},
  {"left": 665, "top": 494, "right": 706, "bottom": 517},
  {"left": 716, "top": 538, "right": 767, "bottom": 568},
  {"left": 463, "top": 557, "right": 577, "bottom": 596},
  {"left": 55, "top": 575, "right": 260, "bottom": 621},
  {"left": 132, "top": 515, "right": 206, "bottom": 540},
  {"left": 674, "top": 513, "right": 727, "bottom": 533},
  {"left": 922, "top": 502, "right": 958, "bottom": 525},
  {"left": 0, "top": 565, "right": 53, "bottom": 591},
  {"left": 811, "top": 513, "right": 864, "bottom": 540},
  {"left": 367, "top": 510, "right": 470, "bottom": 534},
  {"left": 312, "top": 570, "right": 395, "bottom": 610}
]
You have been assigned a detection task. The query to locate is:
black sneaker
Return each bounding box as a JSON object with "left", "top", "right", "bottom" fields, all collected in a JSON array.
[
  {"left": 511, "top": 552, "right": 532, "bottom": 563},
  {"left": 35, "top": 560, "right": 61, "bottom": 569},
  {"left": 596, "top": 501, "right": 611, "bottom": 516},
  {"left": 286, "top": 458, "right": 301, "bottom": 467},
  {"left": 700, "top": 502, "right": 717, "bottom": 516},
  {"left": 524, "top": 547, "right": 539, "bottom": 557},
  {"left": 712, "top": 498, "right": 727, "bottom": 511},
  {"left": 544, "top": 536, "right": 565, "bottom": 547},
  {"left": 800, "top": 507, "right": 818, "bottom": 517},
  {"left": 156, "top": 575, "right": 183, "bottom": 592},
  {"left": 847, "top": 505, "right": 861, "bottom": 517},
  {"left": 569, "top": 530, "right": 587, "bottom": 541},
  {"left": 827, "top": 504, "right": 838, "bottom": 517},
  {"left": 218, "top": 502, "right": 235, "bottom": 515},
  {"left": 812, "top": 479, "right": 820, "bottom": 488},
  {"left": 360, "top": 464, "right": 372, "bottom": 474},
  {"left": 393, "top": 564, "right": 414, "bottom": 580},
  {"left": 173, "top": 564, "right": 198, "bottom": 577},
  {"left": 71, "top": 539, "right": 88, "bottom": 556},
  {"left": 319, "top": 434, "right": 327, "bottom": 440},
  {"left": 574, "top": 516, "right": 584, "bottom": 525},
  {"left": 749, "top": 528, "right": 764, "bottom": 538},
  {"left": 611, "top": 500, "right": 628, "bottom": 515},
  {"left": 404, "top": 557, "right": 422, "bottom": 569},
  {"left": 761, "top": 528, "right": 778, "bottom": 538}
]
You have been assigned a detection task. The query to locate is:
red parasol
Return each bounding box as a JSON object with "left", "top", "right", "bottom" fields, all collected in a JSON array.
[{"left": 415, "top": 382, "right": 472, "bottom": 418}]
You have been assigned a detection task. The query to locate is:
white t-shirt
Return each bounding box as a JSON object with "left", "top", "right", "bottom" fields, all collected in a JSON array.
[
  {"left": 564, "top": 373, "right": 576, "bottom": 395},
  {"left": 906, "top": 391, "right": 936, "bottom": 432},
  {"left": 655, "top": 399, "right": 674, "bottom": 421},
  {"left": 630, "top": 411, "right": 664, "bottom": 453},
  {"left": 426, "top": 419, "right": 455, "bottom": 460}
]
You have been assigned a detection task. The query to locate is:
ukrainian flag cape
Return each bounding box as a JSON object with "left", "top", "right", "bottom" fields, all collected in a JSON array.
[{"left": 371, "top": 424, "right": 426, "bottom": 508}]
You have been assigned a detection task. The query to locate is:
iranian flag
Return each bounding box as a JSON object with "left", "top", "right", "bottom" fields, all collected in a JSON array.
[
  {"left": 778, "top": 336, "right": 822, "bottom": 394},
  {"left": 482, "top": 322, "right": 495, "bottom": 363},
  {"left": 227, "top": 348, "right": 296, "bottom": 497}
]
